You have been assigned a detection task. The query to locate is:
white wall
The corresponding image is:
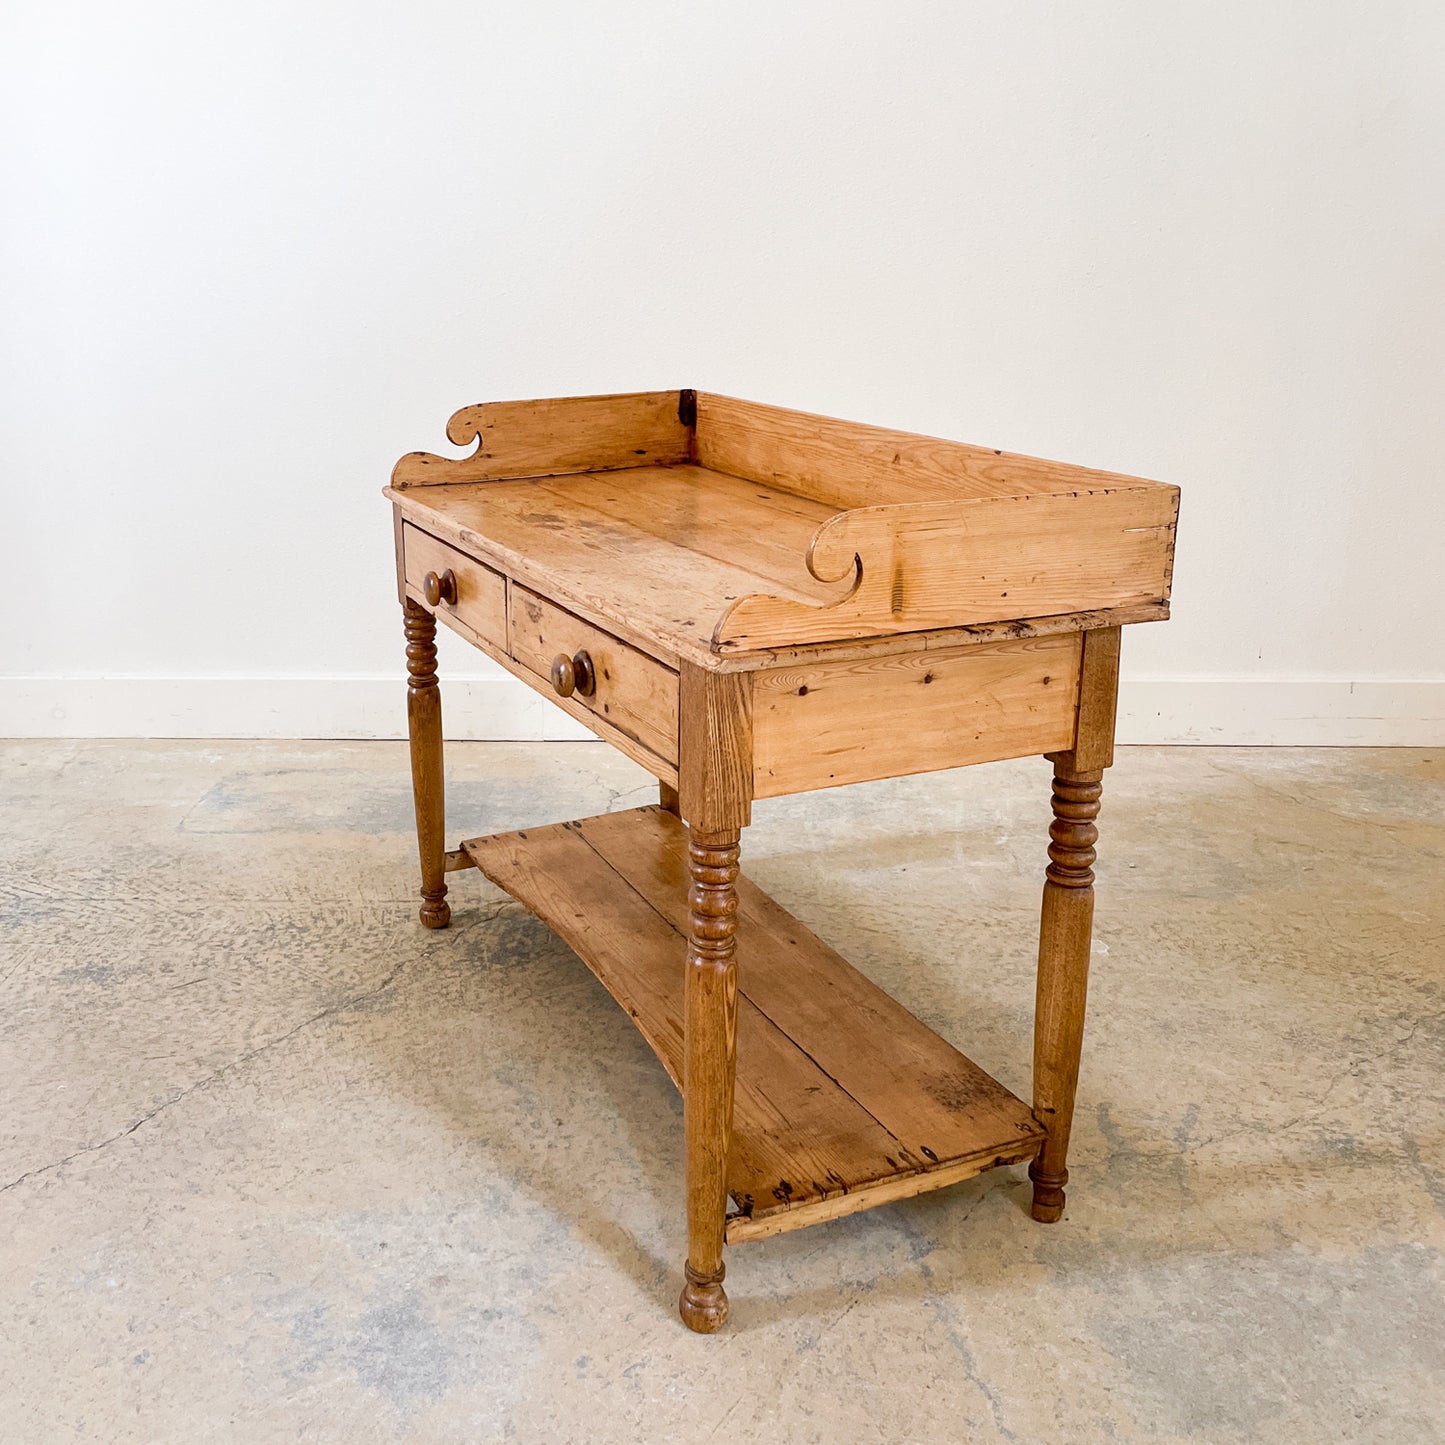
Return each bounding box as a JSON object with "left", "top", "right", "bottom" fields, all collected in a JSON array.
[{"left": 3, "top": 2, "right": 1442, "bottom": 744}]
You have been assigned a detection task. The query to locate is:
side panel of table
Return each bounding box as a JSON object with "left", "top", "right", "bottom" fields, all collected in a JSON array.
[{"left": 750, "top": 632, "right": 1082, "bottom": 797}]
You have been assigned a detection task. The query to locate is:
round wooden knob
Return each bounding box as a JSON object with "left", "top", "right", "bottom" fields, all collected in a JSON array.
[
  {"left": 550, "top": 650, "right": 596, "bottom": 698},
  {"left": 550, "top": 653, "right": 576, "bottom": 697},
  {"left": 422, "top": 569, "right": 457, "bottom": 607}
]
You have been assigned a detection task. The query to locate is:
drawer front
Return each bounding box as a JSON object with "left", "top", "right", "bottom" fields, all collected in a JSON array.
[
  {"left": 752, "top": 632, "right": 1082, "bottom": 797},
  {"left": 509, "top": 586, "right": 678, "bottom": 763},
  {"left": 402, "top": 524, "right": 507, "bottom": 647}
]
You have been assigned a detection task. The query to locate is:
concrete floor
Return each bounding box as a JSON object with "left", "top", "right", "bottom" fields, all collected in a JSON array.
[{"left": 1, "top": 741, "right": 1441, "bottom": 1443}]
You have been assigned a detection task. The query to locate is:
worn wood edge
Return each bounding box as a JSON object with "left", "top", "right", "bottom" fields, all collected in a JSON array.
[
  {"left": 1160, "top": 487, "right": 1182, "bottom": 602},
  {"left": 714, "top": 590, "right": 1170, "bottom": 655},
  {"left": 390, "top": 391, "right": 694, "bottom": 488},
  {"left": 404, "top": 582, "right": 679, "bottom": 787},
  {"left": 707, "top": 490, "right": 947, "bottom": 649},
  {"left": 709, "top": 602, "right": 1169, "bottom": 670},
  {"left": 725, "top": 1134, "right": 1044, "bottom": 1244},
  {"left": 707, "top": 560, "right": 861, "bottom": 651}
]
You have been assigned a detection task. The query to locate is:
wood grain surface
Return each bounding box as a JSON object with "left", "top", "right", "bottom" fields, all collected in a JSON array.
[
  {"left": 714, "top": 486, "right": 1179, "bottom": 650},
  {"left": 391, "top": 391, "right": 692, "bottom": 487},
  {"left": 389, "top": 456, "right": 1175, "bottom": 661},
  {"left": 694, "top": 392, "right": 1173, "bottom": 507},
  {"left": 401, "top": 524, "right": 507, "bottom": 649},
  {"left": 751, "top": 633, "right": 1081, "bottom": 796},
  {"left": 403, "top": 600, "right": 450, "bottom": 929},
  {"left": 509, "top": 585, "right": 679, "bottom": 763}
]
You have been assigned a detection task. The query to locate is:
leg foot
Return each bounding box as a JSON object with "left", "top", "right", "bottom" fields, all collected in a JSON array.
[
  {"left": 1029, "top": 1162, "right": 1067, "bottom": 1223},
  {"left": 419, "top": 896, "right": 451, "bottom": 929},
  {"left": 679, "top": 1263, "right": 729, "bottom": 1333}
]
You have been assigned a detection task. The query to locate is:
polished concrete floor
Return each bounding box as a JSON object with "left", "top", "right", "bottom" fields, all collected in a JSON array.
[{"left": 1, "top": 740, "right": 1441, "bottom": 1443}]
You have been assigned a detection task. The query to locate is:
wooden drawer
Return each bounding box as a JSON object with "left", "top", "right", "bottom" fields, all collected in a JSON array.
[
  {"left": 751, "top": 632, "right": 1082, "bottom": 797},
  {"left": 509, "top": 586, "right": 678, "bottom": 763},
  {"left": 402, "top": 524, "right": 506, "bottom": 648}
]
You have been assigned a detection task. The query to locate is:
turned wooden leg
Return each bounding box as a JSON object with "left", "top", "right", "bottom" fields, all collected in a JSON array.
[
  {"left": 404, "top": 598, "right": 450, "bottom": 929},
  {"left": 1030, "top": 765, "right": 1102, "bottom": 1222},
  {"left": 678, "top": 826, "right": 740, "bottom": 1333}
]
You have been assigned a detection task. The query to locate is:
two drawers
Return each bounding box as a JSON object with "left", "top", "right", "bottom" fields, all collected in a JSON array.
[
  {"left": 402, "top": 523, "right": 1087, "bottom": 799},
  {"left": 401, "top": 524, "right": 679, "bottom": 770}
]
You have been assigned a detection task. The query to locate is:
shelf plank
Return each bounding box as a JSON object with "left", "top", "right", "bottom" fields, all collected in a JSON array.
[{"left": 462, "top": 806, "right": 1044, "bottom": 1241}]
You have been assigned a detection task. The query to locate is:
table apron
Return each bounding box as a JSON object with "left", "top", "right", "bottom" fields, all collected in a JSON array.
[{"left": 749, "top": 631, "right": 1083, "bottom": 797}]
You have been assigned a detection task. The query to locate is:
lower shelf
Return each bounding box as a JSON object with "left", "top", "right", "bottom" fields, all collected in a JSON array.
[{"left": 463, "top": 805, "right": 1044, "bottom": 1242}]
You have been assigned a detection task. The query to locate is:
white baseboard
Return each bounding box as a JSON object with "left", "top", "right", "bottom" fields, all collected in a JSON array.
[
  {"left": 1, "top": 674, "right": 1442, "bottom": 746},
  {"left": 1118, "top": 677, "right": 1445, "bottom": 745},
  {"left": 0, "top": 675, "right": 593, "bottom": 743}
]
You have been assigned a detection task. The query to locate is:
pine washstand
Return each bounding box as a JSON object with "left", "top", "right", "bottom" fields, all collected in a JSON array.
[{"left": 385, "top": 391, "right": 1179, "bottom": 1333}]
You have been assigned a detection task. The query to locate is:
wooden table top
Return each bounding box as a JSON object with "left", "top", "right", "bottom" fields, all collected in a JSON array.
[{"left": 386, "top": 391, "right": 1179, "bottom": 668}]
